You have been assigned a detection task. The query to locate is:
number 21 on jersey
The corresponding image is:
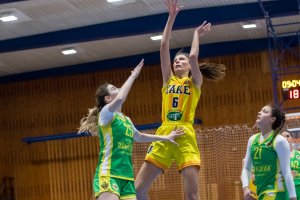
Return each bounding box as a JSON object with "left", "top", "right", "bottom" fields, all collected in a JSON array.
[{"left": 254, "top": 147, "right": 262, "bottom": 159}]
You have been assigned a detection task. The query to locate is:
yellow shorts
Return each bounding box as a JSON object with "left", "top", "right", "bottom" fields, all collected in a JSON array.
[
  {"left": 145, "top": 122, "right": 201, "bottom": 171},
  {"left": 249, "top": 178, "right": 257, "bottom": 199}
]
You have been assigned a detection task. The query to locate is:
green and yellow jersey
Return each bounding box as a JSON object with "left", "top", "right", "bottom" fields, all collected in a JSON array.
[
  {"left": 291, "top": 149, "right": 300, "bottom": 199},
  {"left": 250, "top": 132, "right": 287, "bottom": 197},
  {"left": 291, "top": 150, "right": 300, "bottom": 186},
  {"left": 95, "top": 113, "right": 135, "bottom": 181}
]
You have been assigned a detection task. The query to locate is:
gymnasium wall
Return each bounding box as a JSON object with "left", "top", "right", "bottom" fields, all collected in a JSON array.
[{"left": 0, "top": 49, "right": 299, "bottom": 200}]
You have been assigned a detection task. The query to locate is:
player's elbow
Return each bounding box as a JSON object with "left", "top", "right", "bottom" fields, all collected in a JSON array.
[
  {"left": 115, "top": 96, "right": 126, "bottom": 104},
  {"left": 160, "top": 41, "right": 168, "bottom": 49},
  {"left": 134, "top": 133, "right": 143, "bottom": 142},
  {"left": 189, "top": 54, "right": 197, "bottom": 61}
]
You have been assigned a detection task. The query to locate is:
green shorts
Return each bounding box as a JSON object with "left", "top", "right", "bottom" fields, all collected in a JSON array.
[
  {"left": 94, "top": 176, "right": 136, "bottom": 199},
  {"left": 258, "top": 191, "right": 288, "bottom": 200}
]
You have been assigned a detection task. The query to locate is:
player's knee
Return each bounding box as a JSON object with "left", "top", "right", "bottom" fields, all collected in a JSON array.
[
  {"left": 135, "top": 189, "right": 148, "bottom": 200},
  {"left": 136, "top": 185, "right": 146, "bottom": 196},
  {"left": 186, "top": 191, "right": 199, "bottom": 200}
]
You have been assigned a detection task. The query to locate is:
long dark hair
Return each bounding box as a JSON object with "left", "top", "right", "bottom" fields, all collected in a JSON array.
[
  {"left": 175, "top": 50, "right": 226, "bottom": 80},
  {"left": 269, "top": 105, "right": 286, "bottom": 145},
  {"left": 78, "top": 83, "right": 109, "bottom": 136}
]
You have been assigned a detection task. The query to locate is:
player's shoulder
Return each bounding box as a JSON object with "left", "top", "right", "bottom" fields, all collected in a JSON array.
[
  {"left": 249, "top": 133, "right": 259, "bottom": 142},
  {"left": 274, "top": 134, "right": 287, "bottom": 143}
]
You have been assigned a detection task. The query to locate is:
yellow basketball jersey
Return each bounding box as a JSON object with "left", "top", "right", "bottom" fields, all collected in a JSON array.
[{"left": 161, "top": 76, "right": 201, "bottom": 123}]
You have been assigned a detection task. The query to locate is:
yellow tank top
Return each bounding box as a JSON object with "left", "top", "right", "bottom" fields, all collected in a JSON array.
[{"left": 161, "top": 76, "right": 201, "bottom": 123}]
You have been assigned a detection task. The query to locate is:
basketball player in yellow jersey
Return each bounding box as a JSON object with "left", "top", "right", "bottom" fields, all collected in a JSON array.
[{"left": 135, "top": 1, "right": 226, "bottom": 200}]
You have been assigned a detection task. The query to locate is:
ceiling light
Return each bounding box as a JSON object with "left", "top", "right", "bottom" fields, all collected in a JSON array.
[
  {"left": 242, "top": 24, "right": 257, "bottom": 29},
  {"left": 0, "top": 8, "right": 31, "bottom": 23},
  {"left": 151, "top": 35, "right": 163, "bottom": 41},
  {"left": 0, "top": 15, "right": 18, "bottom": 22},
  {"left": 106, "top": 0, "right": 135, "bottom": 5},
  {"left": 62, "top": 48, "right": 77, "bottom": 55},
  {"left": 106, "top": 0, "right": 123, "bottom": 2}
]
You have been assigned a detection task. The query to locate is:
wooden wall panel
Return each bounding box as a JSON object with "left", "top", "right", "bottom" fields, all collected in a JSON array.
[
  {"left": 0, "top": 49, "right": 299, "bottom": 199},
  {"left": 200, "top": 52, "right": 272, "bottom": 127}
]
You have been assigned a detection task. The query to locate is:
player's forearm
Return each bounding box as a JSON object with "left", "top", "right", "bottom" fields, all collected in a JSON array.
[
  {"left": 190, "top": 31, "right": 200, "bottom": 59},
  {"left": 135, "top": 132, "right": 168, "bottom": 143},
  {"left": 116, "top": 75, "right": 136, "bottom": 102},
  {"left": 241, "top": 167, "right": 251, "bottom": 188},
  {"left": 161, "top": 15, "right": 176, "bottom": 47},
  {"left": 284, "top": 172, "right": 296, "bottom": 198}
]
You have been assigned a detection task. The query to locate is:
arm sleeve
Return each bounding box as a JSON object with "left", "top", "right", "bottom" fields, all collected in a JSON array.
[
  {"left": 98, "top": 105, "right": 114, "bottom": 126},
  {"left": 241, "top": 135, "right": 255, "bottom": 188},
  {"left": 275, "top": 135, "right": 296, "bottom": 198}
]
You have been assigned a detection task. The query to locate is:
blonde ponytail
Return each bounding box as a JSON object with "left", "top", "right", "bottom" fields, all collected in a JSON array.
[
  {"left": 78, "top": 107, "right": 99, "bottom": 136},
  {"left": 78, "top": 82, "right": 110, "bottom": 136}
]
